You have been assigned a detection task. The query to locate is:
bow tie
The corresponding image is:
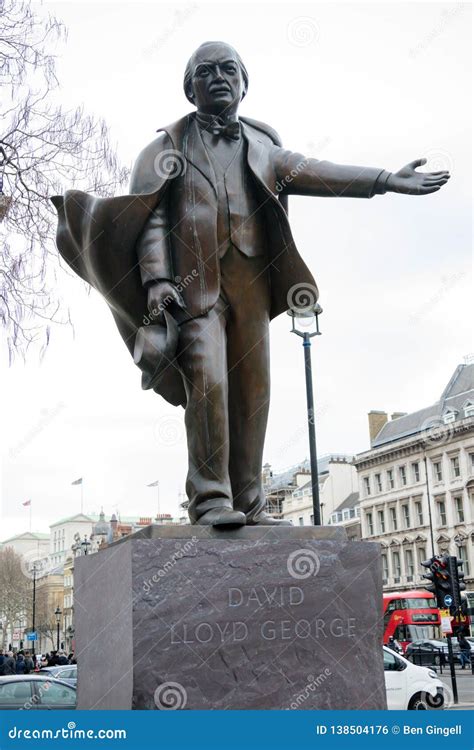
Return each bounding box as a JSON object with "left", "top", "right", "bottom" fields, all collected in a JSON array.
[{"left": 196, "top": 113, "right": 241, "bottom": 141}]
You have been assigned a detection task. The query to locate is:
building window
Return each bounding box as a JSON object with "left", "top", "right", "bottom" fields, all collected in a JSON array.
[
  {"left": 412, "top": 462, "right": 420, "bottom": 483},
  {"left": 366, "top": 512, "right": 374, "bottom": 536},
  {"left": 417, "top": 546, "right": 427, "bottom": 567},
  {"left": 415, "top": 500, "right": 424, "bottom": 526},
  {"left": 405, "top": 549, "right": 414, "bottom": 580},
  {"left": 363, "top": 477, "right": 371, "bottom": 497},
  {"left": 387, "top": 469, "right": 394, "bottom": 489},
  {"left": 298, "top": 517, "right": 304, "bottom": 526},
  {"left": 464, "top": 402, "right": 474, "bottom": 418},
  {"left": 375, "top": 474, "right": 382, "bottom": 493},
  {"left": 469, "top": 453, "right": 474, "bottom": 473},
  {"left": 433, "top": 460, "right": 443, "bottom": 482},
  {"left": 392, "top": 551, "right": 401, "bottom": 581},
  {"left": 382, "top": 554, "right": 389, "bottom": 583},
  {"left": 378, "top": 509, "right": 385, "bottom": 534},
  {"left": 402, "top": 504, "right": 411, "bottom": 529},
  {"left": 399, "top": 466, "right": 407, "bottom": 486},
  {"left": 389, "top": 506, "right": 398, "bottom": 531},
  {"left": 454, "top": 496, "right": 464, "bottom": 523},
  {"left": 437, "top": 499, "right": 447, "bottom": 526},
  {"left": 450, "top": 455, "right": 461, "bottom": 479},
  {"left": 457, "top": 545, "right": 470, "bottom": 576},
  {"left": 443, "top": 411, "right": 456, "bottom": 424},
  {"left": 310, "top": 514, "right": 314, "bottom": 524}
]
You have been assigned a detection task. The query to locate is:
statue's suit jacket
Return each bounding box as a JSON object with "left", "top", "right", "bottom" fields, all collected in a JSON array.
[
  {"left": 130, "top": 113, "right": 385, "bottom": 319},
  {"left": 51, "top": 113, "right": 385, "bottom": 406}
]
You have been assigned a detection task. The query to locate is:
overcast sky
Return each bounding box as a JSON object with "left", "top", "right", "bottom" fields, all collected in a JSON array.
[{"left": 1, "top": 0, "right": 472, "bottom": 539}]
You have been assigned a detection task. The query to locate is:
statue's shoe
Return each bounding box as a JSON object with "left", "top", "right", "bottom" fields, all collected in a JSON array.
[
  {"left": 246, "top": 512, "right": 293, "bottom": 526},
  {"left": 196, "top": 509, "right": 246, "bottom": 527}
]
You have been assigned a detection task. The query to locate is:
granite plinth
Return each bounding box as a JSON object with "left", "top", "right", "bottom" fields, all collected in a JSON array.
[{"left": 74, "top": 525, "right": 386, "bottom": 710}]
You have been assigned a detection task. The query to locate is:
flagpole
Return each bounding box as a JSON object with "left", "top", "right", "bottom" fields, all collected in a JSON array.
[
  {"left": 146, "top": 480, "right": 160, "bottom": 521},
  {"left": 71, "top": 478, "right": 84, "bottom": 514},
  {"left": 29, "top": 502, "right": 32, "bottom": 532}
]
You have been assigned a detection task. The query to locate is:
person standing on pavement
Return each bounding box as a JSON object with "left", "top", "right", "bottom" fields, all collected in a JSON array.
[{"left": 458, "top": 634, "right": 472, "bottom": 669}]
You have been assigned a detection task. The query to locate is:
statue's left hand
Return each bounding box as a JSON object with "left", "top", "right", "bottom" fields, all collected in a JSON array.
[{"left": 387, "top": 158, "right": 450, "bottom": 195}]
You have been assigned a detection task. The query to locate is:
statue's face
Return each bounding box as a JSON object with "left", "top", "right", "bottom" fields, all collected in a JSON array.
[{"left": 189, "top": 43, "right": 244, "bottom": 116}]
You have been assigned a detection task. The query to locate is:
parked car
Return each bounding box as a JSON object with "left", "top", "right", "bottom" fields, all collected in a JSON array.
[
  {"left": 405, "top": 639, "right": 458, "bottom": 666},
  {"left": 0, "top": 675, "right": 76, "bottom": 709},
  {"left": 383, "top": 646, "right": 444, "bottom": 710},
  {"left": 40, "top": 665, "right": 77, "bottom": 687}
]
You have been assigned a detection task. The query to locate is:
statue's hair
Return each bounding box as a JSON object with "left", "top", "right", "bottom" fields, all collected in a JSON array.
[{"left": 183, "top": 41, "right": 249, "bottom": 104}]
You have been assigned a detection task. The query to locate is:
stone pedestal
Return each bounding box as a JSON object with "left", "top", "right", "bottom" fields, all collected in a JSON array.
[{"left": 74, "top": 525, "right": 386, "bottom": 710}]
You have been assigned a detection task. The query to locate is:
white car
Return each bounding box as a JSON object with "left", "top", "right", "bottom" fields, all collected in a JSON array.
[{"left": 384, "top": 646, "right": 444, "bottom": 710}]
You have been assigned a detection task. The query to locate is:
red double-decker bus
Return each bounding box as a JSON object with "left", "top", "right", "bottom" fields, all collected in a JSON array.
[{"left": 383, "top": 590, "right": 441, "bottom": 651}]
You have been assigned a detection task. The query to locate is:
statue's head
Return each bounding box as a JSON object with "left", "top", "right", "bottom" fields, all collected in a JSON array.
[{"left": 183, "top": 41, "right": 248, "bottom": 117}]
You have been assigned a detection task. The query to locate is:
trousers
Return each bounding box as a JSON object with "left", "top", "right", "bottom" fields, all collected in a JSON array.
[{"left": 176, "top": 245, "right": 271, "bottom": 521}]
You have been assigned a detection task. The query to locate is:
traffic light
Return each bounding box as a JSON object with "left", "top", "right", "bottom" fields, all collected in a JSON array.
[
  {"left": 421, "top": 554, "right": 466, "bottom": 613},
  {"left": 421, "top": 555, "right": 450, "bottom": 608},
  {"left": 446, "top": 556, "right": 466, "bottom": 614}
]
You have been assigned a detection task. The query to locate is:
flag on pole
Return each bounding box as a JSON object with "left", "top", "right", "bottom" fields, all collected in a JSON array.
[
  {"left": 71, "top": 477, "right": 83, "bottom": 485},
  {"left": 22, "top": 499, "right": 31, "bottom": 507},
  {"left": 147, "top": 480, "right": 159, "bottom": 487}
]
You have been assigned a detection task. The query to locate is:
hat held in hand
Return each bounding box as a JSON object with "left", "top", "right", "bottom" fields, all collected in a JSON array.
[{"left": 133, "top": 311, "right": 179, "bottom": 391}]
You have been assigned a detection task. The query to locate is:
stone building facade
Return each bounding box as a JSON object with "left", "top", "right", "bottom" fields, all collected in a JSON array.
[{"left": 354, "top": 363, "right": 474, "bottom": 592}]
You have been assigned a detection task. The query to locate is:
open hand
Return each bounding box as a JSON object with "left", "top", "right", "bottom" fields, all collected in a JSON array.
[
  {"left": 147, "top": 280, "right": 186, "bottom": 321},
  {"left": 387, "top": 158, "right": 450, "bottom": 195}
]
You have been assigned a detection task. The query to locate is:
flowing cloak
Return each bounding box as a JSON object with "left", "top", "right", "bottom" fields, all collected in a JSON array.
[{"left": 51, "top": 187, "right": 187, "bottom": 406}]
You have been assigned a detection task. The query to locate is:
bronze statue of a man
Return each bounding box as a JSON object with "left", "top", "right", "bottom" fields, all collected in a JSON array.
[{"left": 52, "top": 41, "right": 449, "bottom": 528}]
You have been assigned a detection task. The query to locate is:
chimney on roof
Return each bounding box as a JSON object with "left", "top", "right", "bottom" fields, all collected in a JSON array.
[
  {"left": 262, "top": 463, "right": 273, "bottom": 486},
  {"left": 391, "top": 411, "right": 407, "bottom": 421},
  {"left": 368, "top": 411, "right": 388, "bottom": 443}
]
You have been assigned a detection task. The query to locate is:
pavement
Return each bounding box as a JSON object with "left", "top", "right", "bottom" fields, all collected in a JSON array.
[{"left": 439, "top": 669, "right": 474, "bottom": 710}]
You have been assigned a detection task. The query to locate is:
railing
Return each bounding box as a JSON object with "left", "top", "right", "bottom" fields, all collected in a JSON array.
[
  {"left": 407, "top": 646, "right": 474, "bottom": 675},
  {"left": 407, "top": 646, "right": 447, "bottom": 673}
]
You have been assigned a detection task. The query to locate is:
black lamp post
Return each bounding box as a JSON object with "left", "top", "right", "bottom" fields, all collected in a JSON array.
[
  {"left": 31, "top": 564, "right": 37, "bottom": 657},
  {"left": 54, "top": 606, "right": 62, "bottom": 651},
  {"left": 81, "top": 535, "right": 92, "bottom": 556},
  {"left": 288, "top": 302, "right": 323, "bottom": 526}
]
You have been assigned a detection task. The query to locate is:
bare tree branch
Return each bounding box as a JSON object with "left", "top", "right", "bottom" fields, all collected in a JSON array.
[{"left": 1, "top": 0, "right": 129, "bottom": 360}]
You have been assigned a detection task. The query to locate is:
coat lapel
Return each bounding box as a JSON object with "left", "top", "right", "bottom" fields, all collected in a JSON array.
[
  {"left": 241, "top": 122, "right": 278, "bottom": 198},
  {"left": 160, "top": 114, "right": 216, "bottom": 196}
]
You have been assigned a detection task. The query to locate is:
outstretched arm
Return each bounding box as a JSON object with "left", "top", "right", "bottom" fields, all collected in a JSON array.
[{"left": 273, "top": 148, "right": 450, "bottom": 198}]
